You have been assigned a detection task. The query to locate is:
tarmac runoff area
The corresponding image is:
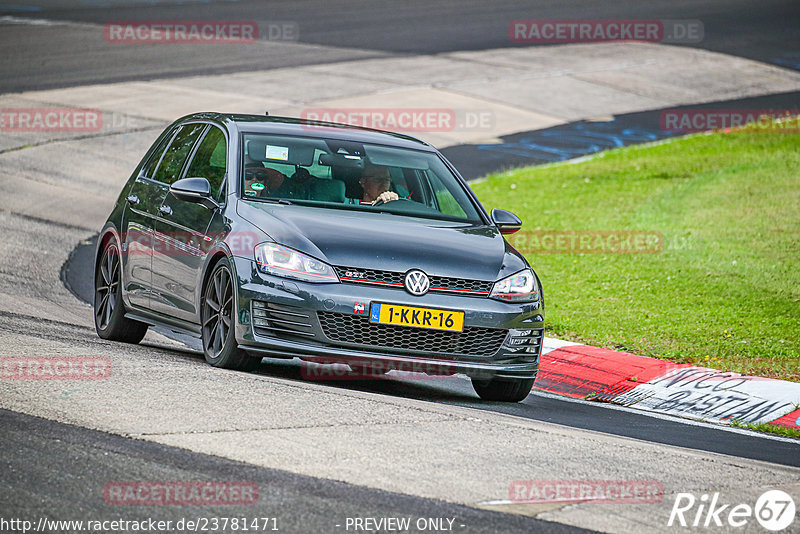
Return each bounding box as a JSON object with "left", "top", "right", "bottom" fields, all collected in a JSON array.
[
  {"left": 3, "top": 41, "right": 800, "bottom": 154},
  {"left": 1, "top": 41, "right": 800, "bottom": 533}
]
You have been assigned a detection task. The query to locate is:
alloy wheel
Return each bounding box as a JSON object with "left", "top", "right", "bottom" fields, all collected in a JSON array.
[
  {"left": 202, "top": 265, "right": 234, "bottom": 359},
  {"left": 95, "top": 243, "right": 120, "bottom": 330}
]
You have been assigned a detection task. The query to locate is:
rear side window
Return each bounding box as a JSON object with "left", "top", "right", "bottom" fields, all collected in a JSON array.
[
  {"left": 153, "top": 123, "right": 205, "bottom": 184},
  {"left": 141, "top": 128, "right": 177, "bottom": 179},
  {"left": 185, "top": 126, "right": 227, "bottom": 199}
]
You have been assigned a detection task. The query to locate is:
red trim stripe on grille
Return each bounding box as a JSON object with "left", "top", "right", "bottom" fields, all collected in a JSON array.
[{"left": 340, "top": 277, "right": 489, "bottom": 295}]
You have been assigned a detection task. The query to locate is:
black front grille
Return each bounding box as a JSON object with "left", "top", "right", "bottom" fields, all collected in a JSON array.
[
  {"left": 428, "top": 274, "right": 492, "bottom": 294},
  {"left": 252, "top": 301, "right": 315, "bottom": 338},
  {"left": 334, "top": 266, "right": 493, "bottom": 297},
  {"left": 318, "top": 311, "right": 507, "bottom": 357},
  {"left": 335, "top": 266, "right": 404, "bottom": 286}
]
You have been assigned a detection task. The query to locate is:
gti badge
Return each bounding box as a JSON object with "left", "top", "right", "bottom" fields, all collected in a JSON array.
[
  {"left": 353, "top": 302, "right": 366, "bottom": 314},
  {"left": 404, "top": 270, "right": 430, "bottom": 296}
]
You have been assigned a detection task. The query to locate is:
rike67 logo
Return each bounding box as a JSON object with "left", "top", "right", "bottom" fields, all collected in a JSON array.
[{"left": 668, "top": 490, "right": 795, "bottom": 531}]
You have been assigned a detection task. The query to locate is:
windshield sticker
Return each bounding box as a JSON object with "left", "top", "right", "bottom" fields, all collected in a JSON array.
[
  {"left": 250, "top": 182, "right": 265, "bottom": 191},
  {"left": 244, "top": 190, "right": 257, "bottom": 196},
  {"left": 266, "top": 145, "right": 289, "bottom": 161}
]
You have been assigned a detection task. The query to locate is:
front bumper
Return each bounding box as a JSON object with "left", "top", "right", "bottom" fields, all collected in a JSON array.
[{"left": 231, "top": 256, "right": 544, "bottom": 380}]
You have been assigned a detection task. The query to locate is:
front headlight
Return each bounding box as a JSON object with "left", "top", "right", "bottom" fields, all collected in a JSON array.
[
  {"left": 254, "top": 243, "right": 339, "bottom": 283},
  {"left": 490, "top": 269, "right": 538, "bottom": 303}
]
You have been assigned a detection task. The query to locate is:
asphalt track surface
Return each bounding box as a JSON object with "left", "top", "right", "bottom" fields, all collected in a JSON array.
[
  {"left": 1, "top": 0, "right": 799, "bottom": 93},
  {"left": 3, "top": 1, "right": 800, "bottom": 532},
  {"left": 442, "top": 90, "right": 800, "bottom": 179},
  {"left": 1, "top": 409, "right": 589, "bottom": 534}
]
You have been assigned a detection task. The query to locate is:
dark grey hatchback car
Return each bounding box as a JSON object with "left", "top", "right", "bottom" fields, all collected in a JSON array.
[{"left": 95, "top": 113, "right": 544, "bottom": 402}]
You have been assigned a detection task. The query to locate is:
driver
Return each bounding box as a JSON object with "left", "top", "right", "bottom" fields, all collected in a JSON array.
[
  {"left": 357, "top": 165, "right": 399, "bottom": 204},
  {"left": 244, "top": 163, "right": 287, "bottom": 197}
]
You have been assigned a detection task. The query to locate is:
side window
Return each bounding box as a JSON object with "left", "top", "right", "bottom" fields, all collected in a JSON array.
[
  {"left": 184, "top": 126, "right": 227, "bottom": 199},
  {"left": 141, "top": 129, "right": 177, "bottom": 179},
  {"left": 153, "top": 123, "right": 205, "bottom": 185},
  {"left": 427, "top": 171, "right": 468, "bottom": 219},
  {"left": 388, "top": 167, "right": 410, "bottom": 198}
]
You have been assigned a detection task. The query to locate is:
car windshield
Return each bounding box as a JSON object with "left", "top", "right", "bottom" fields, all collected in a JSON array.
[{"left": 240, "top": 132, "right": 484, "bottom": 224}]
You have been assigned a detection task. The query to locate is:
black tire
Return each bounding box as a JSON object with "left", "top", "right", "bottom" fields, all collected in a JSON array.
[
  {"left": 471, "top": 376, "right": 535, "bottom": 402},
  {"left": 94, "top": 239, "right": 148, "bottom": 343},
  {"left": 201, "top": 258, "right": 260, "bottom": 371}
]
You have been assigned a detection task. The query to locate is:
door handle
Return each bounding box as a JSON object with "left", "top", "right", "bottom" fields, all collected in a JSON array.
[
  {"left": 158, "top": 204, "right": 173, "bottom": 216},
  {"left": 126, "top": 194, "right": 139, "bottom": 206}
]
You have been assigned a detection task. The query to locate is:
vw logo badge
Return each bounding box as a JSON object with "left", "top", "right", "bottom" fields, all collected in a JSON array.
[{"left": 404, "top": 270, "right": 430, "bottom": 296}]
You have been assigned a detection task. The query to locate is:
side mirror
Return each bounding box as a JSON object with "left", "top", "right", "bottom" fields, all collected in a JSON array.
[
  {"left": 491, "top": 208, "right": 522, "bottom": 235},
  {"left": 170, "top": 177, "right": 218, "bottom": 210}
]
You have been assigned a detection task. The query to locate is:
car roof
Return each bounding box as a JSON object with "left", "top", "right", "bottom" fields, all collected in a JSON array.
[{"left": 177, "top": 112, "right": 437, "bottom": 152}]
